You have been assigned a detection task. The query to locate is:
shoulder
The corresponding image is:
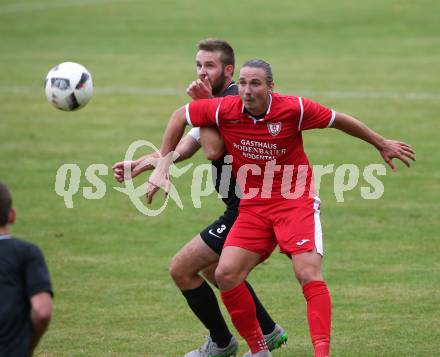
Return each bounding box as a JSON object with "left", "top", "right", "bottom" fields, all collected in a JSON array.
[
  {"left": 272, "top": 92, "right": 300, "bottom": 105},
  {"left": 217, "top": 95, "right": 242, "bottom": 117},
  {"left": 219, "top": 95, "right": 240, "bottom": 105},
  {"left": 222, "top": 82, "right": 238, "bottom": 97},
  {"left": 0, "top": 238, "right": 44, "bottom": 269},
  {"left": 270, "top": 93, "right": 302, "bottom": 116},
  {"left": 11, "top": 238, "right": 45, "bottom": 261}
]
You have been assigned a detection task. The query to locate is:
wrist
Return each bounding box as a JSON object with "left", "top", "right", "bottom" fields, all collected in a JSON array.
[
  {"left": 156, "top": 154, "right": 172, "bottom": 173},
  {"left": 373, "top": 136, "right": 386, "bottom": 151}
]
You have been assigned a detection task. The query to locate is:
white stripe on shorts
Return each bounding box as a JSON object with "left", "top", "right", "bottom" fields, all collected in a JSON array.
[{"left": 313, "top": 196, "right": 323, "bottom": 255}]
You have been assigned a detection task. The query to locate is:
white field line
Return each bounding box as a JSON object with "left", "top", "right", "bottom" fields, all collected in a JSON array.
[
  {"left": 289, "top": 89, "right": 440, "bottom": 101},
  {"left": 0, "top": 0, "right": 126, "bottom": 15},
  {"left": 1, "top": 85, "right": 440, "bottom": 101}
]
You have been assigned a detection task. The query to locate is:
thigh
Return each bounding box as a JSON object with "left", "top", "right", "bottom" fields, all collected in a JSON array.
[
  {"left": 199, "top": 211, "right": 237, "bottom": 255},
  {"left": 172, "top": 234, "right": 220, "bottom": 274},
  {"left": 224, "top": 207, "right": 277, "bottom": 262},
  {"left": 216, "top": 246, "right": 262, "bottom": 290},
  {"left": 273, "top": 197, "right": 323, "bottom": 257}
]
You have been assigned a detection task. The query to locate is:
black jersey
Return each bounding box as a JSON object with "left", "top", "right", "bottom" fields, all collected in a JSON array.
[
  {"left": 0, "top": 236, "right": 53, "bottom": 356},
  {"left": 186, "top": 82, "right": 240, "bottom": 213},
  {"left": 221, "top": 82, "right": 239, "bottom": 97}
]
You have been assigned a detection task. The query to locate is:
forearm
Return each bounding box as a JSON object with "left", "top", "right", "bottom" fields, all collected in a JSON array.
[
  {"left": 135, "top": 126, "right": 197, "bottom": 178},
  {"left": 331, "top": 112, "right": 385, "bottom": 150},
  {"left": 29, "top": 320, "right": 50, "bottom": 356},
  {"left": 29, "top": 302, "right": 52, "bottom": 356},
  {"left": 174, "top": 135, "right": 200, "bottom": 162},
  {"left": 135, "top": 152, "right": 160, "bottom": 172},
  {"left": 157, "top": 107, "right": 188, "bottom": 170}
]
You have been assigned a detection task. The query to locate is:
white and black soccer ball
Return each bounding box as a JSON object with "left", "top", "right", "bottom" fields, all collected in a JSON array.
[{"left": 44, "top": 62, "right": 93, "bottom": 111}]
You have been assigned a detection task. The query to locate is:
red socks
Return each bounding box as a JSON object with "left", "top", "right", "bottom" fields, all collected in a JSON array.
[
  {"left": 303, "top": 280, "right": 332, "bottom": 357},
  {"left": 221, "top": 282, "right": 268, "bottom": 353},
  {"left": 221, "top": 280, "right": 330, "bottom": 356}
]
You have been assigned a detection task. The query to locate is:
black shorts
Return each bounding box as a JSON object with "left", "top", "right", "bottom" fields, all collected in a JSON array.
[{"left": 200, "top": 209, "right": 238, "bottom": 255}]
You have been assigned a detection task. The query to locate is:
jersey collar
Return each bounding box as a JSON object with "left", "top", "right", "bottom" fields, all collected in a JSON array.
[
  {"left": 227, "top": 81, "right": 236, "bottom": 89},
  {"left": 241, "top": 94, "right": 273, "bottom": 122},
  {"left": 0, "top": 234, "right": 11, "bottom": 240}
]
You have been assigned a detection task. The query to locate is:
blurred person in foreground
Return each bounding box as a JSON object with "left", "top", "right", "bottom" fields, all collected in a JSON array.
[{"left": 0, "top": 182, "right": 53, "bottom": 357}]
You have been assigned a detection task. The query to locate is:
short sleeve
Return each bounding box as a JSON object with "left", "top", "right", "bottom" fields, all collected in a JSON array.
[
  {"left": 186, "top": 98, "right": 222, "bottom": 127},
  {"left": 25, "top": 244, "right": 53, "bottom": 298},
  {"left": 299, "top": 97, "right": 335, "bottom": 131},
  {"left": 187, "top": 127, "right": 201, "bottom": 143}
]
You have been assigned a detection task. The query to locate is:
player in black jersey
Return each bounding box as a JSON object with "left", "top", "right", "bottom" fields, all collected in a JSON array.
[
  {"left": 113, "top": 39, "right": 287, "bottom": 357},
  {"left": 0, "top": 182, "right": 53, "bottom": 356}
]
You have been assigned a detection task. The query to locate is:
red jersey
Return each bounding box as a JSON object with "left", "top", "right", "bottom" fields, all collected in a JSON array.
[{"left": 186, "top": 93, "right": 335, "bottom": 203}]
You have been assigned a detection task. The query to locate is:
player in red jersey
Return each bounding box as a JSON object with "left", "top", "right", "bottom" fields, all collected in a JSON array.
[{"left": 146, "top": 59, "right": 415, "bottom": 357}]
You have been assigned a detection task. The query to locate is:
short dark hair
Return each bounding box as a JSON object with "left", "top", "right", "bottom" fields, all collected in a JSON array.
[
  {"left": 197, "top": 38, "right": 235, "bottom": 69},
  {"left": 0, "top": 182, "right": 12, "bottom": 227},
  {"left": 242, "top": 59, "right": 274, "bottom": 84}
]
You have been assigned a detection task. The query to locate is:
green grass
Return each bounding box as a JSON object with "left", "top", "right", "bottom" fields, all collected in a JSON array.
[{"left": 1, "top": 0, "right": 439, "bottom": 355}]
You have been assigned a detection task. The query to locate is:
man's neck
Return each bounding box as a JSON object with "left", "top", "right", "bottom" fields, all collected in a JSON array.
[
  {"left": 0, "top": 227, "right": 10, "bottom": 236},
  {"left": 216, "top": 79, "right": 233, "bottom": 97},
  {"left": 245, "top": 96, "right": 271, "bottom": 118}
]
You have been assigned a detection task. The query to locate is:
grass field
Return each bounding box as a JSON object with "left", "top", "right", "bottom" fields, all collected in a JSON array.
[{"left": 1, "top": 0, "right": 439, "bottom": 356}]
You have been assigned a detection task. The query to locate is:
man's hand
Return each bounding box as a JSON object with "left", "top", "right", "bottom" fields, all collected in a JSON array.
[
  {"left": 186, "top": 76, "right": 212, "bottom": 100},
  {"left": 146, "top": 167, "right": 171, "bottom": 204},
  {"left": 112, "top": 160, "right": 138, "bottom": 182},
  {"left": 378, "top": 139, "right": 416, "bottom": 171},
  {"left": 112, "top": 155, "right": 159, "bottom": 182}
]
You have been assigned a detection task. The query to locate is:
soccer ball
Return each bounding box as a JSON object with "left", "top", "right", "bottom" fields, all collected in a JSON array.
[{"left": 44, "top": 62, "right": 93, "bottom": 111}]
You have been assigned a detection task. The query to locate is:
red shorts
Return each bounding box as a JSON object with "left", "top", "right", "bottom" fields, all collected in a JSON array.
[{"left": 224, "top": 197, "right": 323, "bottom": 261}]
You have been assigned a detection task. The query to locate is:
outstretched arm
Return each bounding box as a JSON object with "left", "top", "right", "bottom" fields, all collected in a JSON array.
[
  {"left": 330, "top": 112, "right": 416, "bottom": 171},
  {"left": 146, "top": 107, "right": 188, "bottom": 203},
  {"left": 112, "top": 134, "right": 201, "bottom": 182}
]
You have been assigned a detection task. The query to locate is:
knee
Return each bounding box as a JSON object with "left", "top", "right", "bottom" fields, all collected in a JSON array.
[
  {"left": 215, "top": 264, "right": 244, "bottom": 291},
  {"left": 294, "top": 265, "right": 323, "bottom": 286},
  {"left": 169, "top": 255, "right": 190, "bottom": 288},
  {"left": 201, "top": 267, "right": 218, "bottom": 287}
]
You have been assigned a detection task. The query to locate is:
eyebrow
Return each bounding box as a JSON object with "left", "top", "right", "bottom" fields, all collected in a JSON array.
[
  {"left": 239, "top": 77, "right": 263, "bottom": 81},
  {"left": 197, "top": 60, "right": 216, "bottom": 64}
]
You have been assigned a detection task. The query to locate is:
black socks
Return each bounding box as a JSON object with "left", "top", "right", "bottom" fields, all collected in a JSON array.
[{"left": 182, "top": 281, "right": 233, "bottom": 348}]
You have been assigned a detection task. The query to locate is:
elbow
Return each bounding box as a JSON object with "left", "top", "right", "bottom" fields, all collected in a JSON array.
[
  {"left": 205, "top": 147, "right": 225, "bottom": 161},
  {"left": 172, "top": 106, "right": 188, "bottom": 127},
  {"left": 31, "top": 293, "right": 53, "bottom": 326},
  {"left": 32, "top": 304, "right": 52, "bottom": 325},
  {"left": 199, "top": 127, "right": 225, "bottom": 161}
]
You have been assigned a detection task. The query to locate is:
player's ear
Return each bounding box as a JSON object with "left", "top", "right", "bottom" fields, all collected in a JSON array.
[
  {"left": 268, "top": 81, "right": 274, "bottom": 93},
  {"left": 224, "top": 64, "right": 234, "bottom": 78},
  {"left": 8, "top": 208, "right": 16, "bottom": 225}
]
